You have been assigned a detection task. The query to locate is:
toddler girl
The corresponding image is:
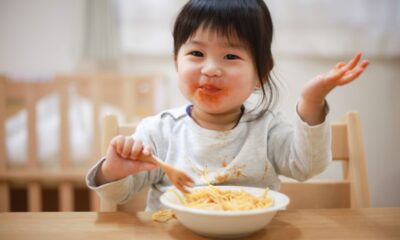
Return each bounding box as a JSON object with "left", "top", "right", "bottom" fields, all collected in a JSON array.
[{"left": 86, "top": 0, "right": 369, "bottom": 211}]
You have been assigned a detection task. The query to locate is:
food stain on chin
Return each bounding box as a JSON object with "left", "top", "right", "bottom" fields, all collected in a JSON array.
[{"left": 194, "top": 88, "right": 228, "bottom": 107}]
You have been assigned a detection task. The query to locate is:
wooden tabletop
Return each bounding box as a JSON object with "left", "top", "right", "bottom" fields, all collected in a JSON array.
[{"left": 0, "top": 208, "right": 399, "bottom": 240}]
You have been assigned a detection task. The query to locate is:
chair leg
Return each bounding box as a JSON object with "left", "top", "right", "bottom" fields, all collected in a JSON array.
[
  {"left": 89, "top": 190, "right": 99, "bottom": 211},
  {"left": 0, "top": 183, "right": 10, "bottom": 212},
  {"left": 28, "top": 182, "right": 42, "bottom": 212},
  {"left": 59, "top": 182, "right": 74, "bottom": 211}
]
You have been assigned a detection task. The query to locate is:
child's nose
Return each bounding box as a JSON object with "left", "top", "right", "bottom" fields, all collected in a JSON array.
[{"left": 201, "top": 59, "right": 222, "bottom": 77}]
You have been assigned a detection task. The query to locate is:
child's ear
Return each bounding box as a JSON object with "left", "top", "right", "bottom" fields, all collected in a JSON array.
[{"left": 254, "top": 79, "right": 263, "bottom": 89}]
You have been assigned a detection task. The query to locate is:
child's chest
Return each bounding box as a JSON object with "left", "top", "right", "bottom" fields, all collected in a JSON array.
[{"left": 163, "top": 128, "right": 271, "bottom": 186}]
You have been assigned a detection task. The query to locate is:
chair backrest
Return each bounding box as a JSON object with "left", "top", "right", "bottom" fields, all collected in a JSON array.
[
  {"left": 0, "top": 76, "right": 82, "bottom": 212},
  {"left": 0, "top": 74, "right": 160, "bottom": 212},
  {"left": 98, "top": 111, "right": 370, "bottom": 212}
]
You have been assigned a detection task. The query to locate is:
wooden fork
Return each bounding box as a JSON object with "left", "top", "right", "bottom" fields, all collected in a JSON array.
[{"left": 141, "top": 154, "right": 193, "bottom": 193}]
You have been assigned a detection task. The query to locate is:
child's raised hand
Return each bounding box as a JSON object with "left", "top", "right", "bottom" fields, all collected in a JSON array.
[
  {"left": 95, "top": 135, "right": 159, "bottom": 185},
  {"left": 298, "top": 52, "right": 369, "bottom": 125}
]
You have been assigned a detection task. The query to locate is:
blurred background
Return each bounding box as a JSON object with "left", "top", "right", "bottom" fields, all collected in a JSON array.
[{"left": 0, "top": 0, "right": 399, "bottom": 210}]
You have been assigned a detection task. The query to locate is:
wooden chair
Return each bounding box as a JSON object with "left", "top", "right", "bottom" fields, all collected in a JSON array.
[
  {"left": 0, "top": 76, "right": 86, "bottom": 212},
  {"left": 0, "top": 74, "right": 160, "bottom": 212},
  {"left": 98, "top": 111, "right": 370, "bottom": 212}
]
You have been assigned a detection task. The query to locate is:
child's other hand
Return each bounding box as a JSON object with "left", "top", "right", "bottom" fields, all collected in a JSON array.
[
  {"left": 301, "top": 52, "right": 369, "bottom": 105},
  {"left": 95, "top": 135, "right": 158, "bottom": 185},
  {"left": 298, "top": 52, "right": 369, "bottom": 125}
]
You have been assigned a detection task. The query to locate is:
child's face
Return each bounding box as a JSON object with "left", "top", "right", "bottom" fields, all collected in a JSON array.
[{"left": 175, "top": 26, "right": 258, "bottom": 115}]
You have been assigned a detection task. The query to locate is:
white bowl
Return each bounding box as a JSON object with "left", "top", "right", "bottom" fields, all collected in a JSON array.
[{"left": 160, "top": 185, "right": 290, "bottom": 238}]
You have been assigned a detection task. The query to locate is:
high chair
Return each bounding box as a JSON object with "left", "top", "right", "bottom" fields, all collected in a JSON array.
[{"left": 97, "top": 111, "right": 370, "bottom": 212}]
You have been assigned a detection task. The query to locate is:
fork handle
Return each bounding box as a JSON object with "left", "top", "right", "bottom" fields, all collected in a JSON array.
[
  {"left": 150, "top": 155, "right": 165, "bottom": 166},
  {"left": 140, "top": 153, "right": 165, "bottom": 167}
]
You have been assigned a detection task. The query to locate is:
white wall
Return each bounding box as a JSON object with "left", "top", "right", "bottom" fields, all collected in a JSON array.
[
  {"left": 0, "top": 0, "right": 84, "bottom": 79},
  {"left": 0, "top": 0, "right": 399, "bottom": 207}
]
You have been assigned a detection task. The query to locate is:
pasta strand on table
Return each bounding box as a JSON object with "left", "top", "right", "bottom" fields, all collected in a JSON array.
[{"left": 152, "top": 209, "right": 175, "bottom": 222}]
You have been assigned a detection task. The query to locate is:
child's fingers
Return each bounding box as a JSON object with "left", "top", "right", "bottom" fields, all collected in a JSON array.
[
  {"left": 359, "top": 60, "right": 370, "bottom": 69},
  {"left": 325, "top": 67, "right": 347, "bottom": 82},
  {"left": 326, "top": 54, "right": 367, "bottom": 83},
  {"left": 334, "top": 62, "right": 345, "bottom": 70},
  {"left": 343, "top": 52, "right": 362, "bottom": 71},
  {"left": 113, "top": 135, "right": 125, "bottom": 154},
  {"left": 120, "top": 137, "right": 134, "bottom": 158},
  {"left": 142, "top": 144, "right": 153, "bottom": 156},
  {"left": 130, "top": 139, "right": 144, "bottom": 160},
  {"left": 337, "top": 59, "right": 368, "bottom": 86},
  {"left": 338, "top": 68, "right": 364, "bottom": 85},
  {"left": 110, "top": 136, "right": 118, "bottom": 148}
]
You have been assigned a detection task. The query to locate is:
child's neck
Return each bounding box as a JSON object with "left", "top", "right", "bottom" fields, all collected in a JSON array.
[{"left": 191, "top": 106, "right": 243, "bottom": 131}]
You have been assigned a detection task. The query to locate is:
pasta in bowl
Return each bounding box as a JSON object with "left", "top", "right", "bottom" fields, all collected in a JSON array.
[{"left": 159, "top": 185, "right": 290, "bottom": 238}]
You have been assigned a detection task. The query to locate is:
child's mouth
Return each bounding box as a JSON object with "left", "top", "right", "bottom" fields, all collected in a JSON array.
[{"left": 198, "top": 84, "right": 222, "bottom": 95}]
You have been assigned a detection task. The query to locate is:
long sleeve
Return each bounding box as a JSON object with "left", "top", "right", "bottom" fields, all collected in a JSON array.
[
  {"left": 85, "top": 118, "right": 164, "bottom": 205},
  {"left": 86, "top": 158, "right": 162, "bottom": 204}
]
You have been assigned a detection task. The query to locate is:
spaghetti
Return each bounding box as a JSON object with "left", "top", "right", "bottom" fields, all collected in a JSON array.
[
  {"left": 151, "top": 209, "right": 175, "bottom": 222},
  {"left": 152, "top": 186, "right": 273, "bottom": 222},
  {"left": 179, "top": 185, "right": 273, "bottom": 211}
]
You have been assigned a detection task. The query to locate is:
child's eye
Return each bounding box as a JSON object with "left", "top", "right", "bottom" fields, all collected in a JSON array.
[
  {"left": 190, "top": 51, "right": 203, "bottom": 57},
  {"left": 224, "top": 54, "right": 239, "bottom": 60}
]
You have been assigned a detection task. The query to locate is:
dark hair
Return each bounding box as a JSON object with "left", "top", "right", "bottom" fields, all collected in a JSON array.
[{"left": 173, "top": 0, "right": 279, "bottom": 117}]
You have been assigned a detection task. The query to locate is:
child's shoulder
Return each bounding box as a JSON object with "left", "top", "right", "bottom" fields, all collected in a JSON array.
[{"left": 241, "top": 103, "right": 282, "bottom": 122}]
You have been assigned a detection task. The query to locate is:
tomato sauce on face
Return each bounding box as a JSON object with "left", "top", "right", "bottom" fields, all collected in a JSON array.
[{"left": 190, "top": 82, "right": 229, "bottom": 108}]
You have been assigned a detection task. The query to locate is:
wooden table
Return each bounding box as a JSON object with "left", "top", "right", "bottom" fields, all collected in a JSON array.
[{"left": 0, "top": 208, "right": 399, "bottom": 239}]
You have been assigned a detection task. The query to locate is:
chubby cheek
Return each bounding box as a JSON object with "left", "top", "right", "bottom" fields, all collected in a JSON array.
[
  {"left": 178, "top": 70, "right": 197, "bottom": 99},
  {"left": 187, "top": 80, "right": 198, "bottom": 95}
]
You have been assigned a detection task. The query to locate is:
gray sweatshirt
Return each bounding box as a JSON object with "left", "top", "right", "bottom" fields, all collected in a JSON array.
[{"left": 86, "top": 105, "right": 331, "bottom": 211}]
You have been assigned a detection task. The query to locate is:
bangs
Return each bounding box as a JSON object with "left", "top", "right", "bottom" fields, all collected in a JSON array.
[{"left": 173, "top": 0, "right": 261, "bottom": 57}]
